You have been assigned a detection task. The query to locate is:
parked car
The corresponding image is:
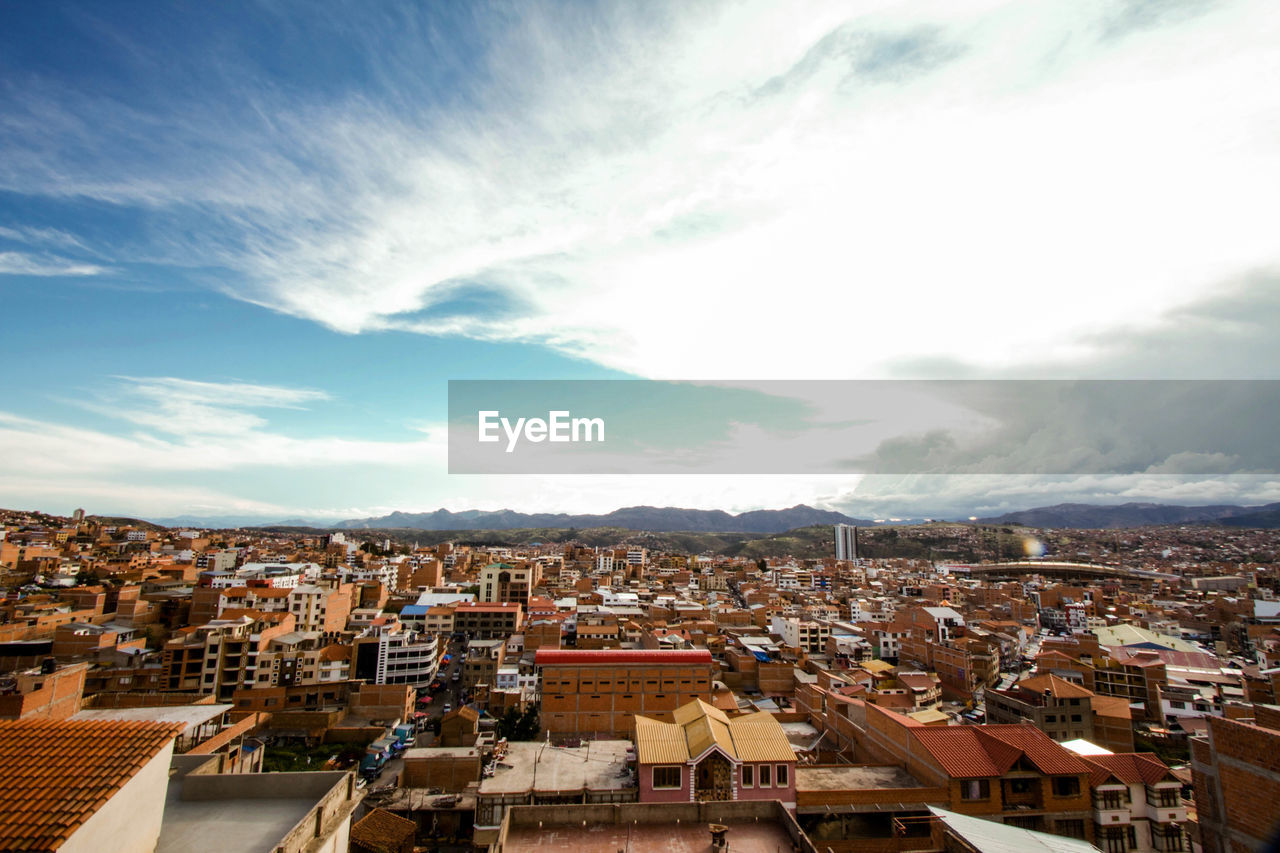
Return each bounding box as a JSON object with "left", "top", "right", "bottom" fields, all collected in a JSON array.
[{"left": 359, "top": 753, "right": 385, "bottom": 782}]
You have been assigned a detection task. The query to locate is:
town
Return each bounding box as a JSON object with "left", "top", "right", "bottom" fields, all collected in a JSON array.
[{"left": 1, "top": 507, "right": 1276, "bottom": 853}]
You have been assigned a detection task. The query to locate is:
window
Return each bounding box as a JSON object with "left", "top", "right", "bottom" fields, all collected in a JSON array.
[
  {"left": 1053, "top": 777, "right": 1081, "bottom": 798},
  {"left": 776, "top": 765, "right": 788, "bottom": 786},
  {"left": 1008, "top": 778, "right": 1035, "bottom": 795},
  {"left": 652, "top": 766, "right": 681, "bottom": 789},
  {"left": 742, "top": 766, "right": 754, "bottom": 787},
  {"left": 759, "top": 765, "right": 771, "bottom": 786},
  {"left": 961, "top": 779, "right": 990, "bottom": 800},
  {"left": 1056, "top": 820, "right": 1086, "bottom": 840}
]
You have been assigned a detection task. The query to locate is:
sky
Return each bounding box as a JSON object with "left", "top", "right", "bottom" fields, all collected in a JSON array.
[{"left": 2, "top": 0, "right": 1280, "bottom": 523}]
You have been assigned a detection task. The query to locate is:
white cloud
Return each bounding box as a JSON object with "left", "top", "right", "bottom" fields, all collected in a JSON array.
[
  {"left": 0, "top": 251, "right": 107, "bottom": 277},
  {"left": 1, "top": 377, "right": 447, "bottom": 477},
  {"left": 6, "top": 1, "right": 1280, "bottom": 379}
]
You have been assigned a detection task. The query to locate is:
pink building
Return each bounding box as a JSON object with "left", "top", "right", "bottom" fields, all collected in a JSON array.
[{"left": 634, "top": 698, "right": 797, "bottom": 811}]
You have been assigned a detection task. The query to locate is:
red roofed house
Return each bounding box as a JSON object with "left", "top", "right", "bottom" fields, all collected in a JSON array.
[
  {"left": 0, "top": 718, "right": 182, "bottom": 852},
  {"left": 536, "top": 649, "right": 713, "bottom": 738},
  {"left": 853, "top": 702, "right": 1095, "bottom": 842},
  {"left": 1078, "top": 751, "right": 1188, "bottom": 853}
]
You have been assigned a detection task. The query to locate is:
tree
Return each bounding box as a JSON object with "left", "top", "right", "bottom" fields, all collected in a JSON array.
[{"left": 496, "top": 704, "right": 541, "bottom": 741}]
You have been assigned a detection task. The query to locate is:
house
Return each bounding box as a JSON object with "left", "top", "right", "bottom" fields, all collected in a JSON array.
[
  {"left": 634, "top": 698, "right": 797, "bottom": 810},
  {"left": 350, "top": 808, "right": 416, "bottom": 853},
  {"left": 0, "top": 717, "right": 182, "bottom": 852},
  {"left": 1078, "top": 752, "right": 1188, "bottom": 853}
]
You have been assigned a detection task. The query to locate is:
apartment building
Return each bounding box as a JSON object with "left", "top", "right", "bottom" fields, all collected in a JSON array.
[
  {"left": 536, "top": 648, "right": 714, "bottom": 738},
  {"left": 462, "top": 638, "right": 505, "bottom": 690},
  {"left": 454, "top": 602, "right": 523, "bottom": 639},
  {"left": 1079, "top": 752, "right": 1188, "bottom": 853},
  {"left": 352, "top": 625, "right": 440, "bottom": 687},
  {"left": 987, "top": 673, "right": 1135, "bottom": 753},
  {"left": 771, "top": 615, "right": 830, "bottom": 655},
  {"left": 479, "top": 562, "right": 540, "bottom": 607},
  {"left": 162, "top": 612, "right": 295, "bottom": 700},
  {"left": 253, "top": 631, "right": 352, "bottom": 687}
]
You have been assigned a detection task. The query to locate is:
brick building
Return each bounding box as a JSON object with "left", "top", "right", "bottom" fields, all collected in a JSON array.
[
  {"left": 536, "top": 649, "right": 714, "bottom": 738},
  {"left": 1192, "top": 705, "right": 1280, "bottom": 853}
]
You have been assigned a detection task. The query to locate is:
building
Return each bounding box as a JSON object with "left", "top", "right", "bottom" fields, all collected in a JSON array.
[
  {"left": 0, "top": 660, "right": 89, "bottom": 720},
  {"left": 473, "top": 740, "right": 635, "bottom": 847},
  {"left": 461, "top": 638, "right": 505, "bottom": 691},
  {"left": 852, "top": 702, "right": 1095, "bottom": 841},
  {"left": 1077, "top": 752, "right": 1187, "bottom": 853},
  {"left": 352, "top": 626, "right": 440, "bottom": 687},
  {"left": 0, "top": 717, "right": 182, "bottom": 852},
  {"left": 986, "top": 673, "right": 1135, "bottom": 753},
  {"left": 771, "top": 615, "right": 830, "bottom": 655},
  {"left": 634, "top": 698, "right": 797, "bottom": 810},
  {"left": 835, "top": 524, "right": 858, "bottom": 561},
  {"left": 536, "top": 648, "right": 714, "bottom": 738},
  {"left": 453, "top": 602, "right": 523, "bottom": 639},
  {"left": 1192, "top": 705, "right": 1280, "bottom": 853},
  {"left": 479, "top": 563, "right": 540, "bottom": 607},
  {"left": 161, "top": 613, "right": 295, "bottom": 700}
]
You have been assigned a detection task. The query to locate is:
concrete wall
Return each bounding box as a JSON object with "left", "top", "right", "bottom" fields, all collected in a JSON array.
[
  {"left": 61, "top": 741, "right": 174, "bottom": 853},
  {"left": 498, "top": 800, "right": 818, "bottom": 853}
]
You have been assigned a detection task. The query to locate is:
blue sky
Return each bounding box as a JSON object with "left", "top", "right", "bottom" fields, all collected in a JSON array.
[{"left": 3, "top": 0, "right": 1280, "bottom": 522}]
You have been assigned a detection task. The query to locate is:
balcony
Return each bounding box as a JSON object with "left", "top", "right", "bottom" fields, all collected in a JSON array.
[
  {"left": 1092, "top": 806, "right": 1130, "bottom": 826},
  {"left": 1144, "top": 801, "right": 1187, "bottom": 824},
  {"left": 1001, "top": 779, "right": 1043, "bottom": 811},
  {"left": 1150, "top": 824, "right": 1186, "bottom": 852}
]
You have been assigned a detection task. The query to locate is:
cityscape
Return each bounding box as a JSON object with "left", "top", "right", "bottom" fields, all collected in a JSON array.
[
  {"left": 1, "top": 505, "right": 1278, "bottom": 852},
  {"left": 4, "top": 1, "right": 1280, "bottom": 852}
]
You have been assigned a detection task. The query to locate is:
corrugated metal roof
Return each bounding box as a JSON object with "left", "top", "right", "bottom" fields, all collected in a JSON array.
[{"left": 634, "top": 716, "right": 690, "bottom": 764}]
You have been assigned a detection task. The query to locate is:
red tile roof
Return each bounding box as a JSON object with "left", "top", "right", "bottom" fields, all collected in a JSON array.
[
  {"left": 0, "top": 718, "right": 182, "bottom": 851},
  {"left": 911, "top": 724, "right": 1091, "bottom": 779},
  {"left": 534, "top": 649, "right": 713, "bottom": 665},
  {"left": 1081, "top": 753, "right": 1177, "bottom": 787},
  {"left": 351, "top": 807, "right": 417, "bottom": 848}
]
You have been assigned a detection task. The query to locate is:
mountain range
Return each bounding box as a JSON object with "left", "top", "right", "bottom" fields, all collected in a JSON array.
[
  {"left": 137, "top": 500, "right": 1280, "bottom": 532},
  {"left": 977, "top": 501, "right": 1280, "bottom": 529},
  {"left": 324, "top": 504, "right": 870, "bottom": 533}
]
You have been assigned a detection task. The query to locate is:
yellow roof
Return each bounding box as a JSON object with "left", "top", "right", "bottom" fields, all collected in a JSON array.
[
  {"left": 634, "top": 716, "right": 691, "bottom": 764},
  {"left": 635, "top": 700, "right": 795, "bottom": 765}
]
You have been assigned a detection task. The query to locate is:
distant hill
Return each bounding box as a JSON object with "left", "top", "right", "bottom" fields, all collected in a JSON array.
[
  {"left": 329, "top": 504, "right": 869, "bottom": 534},
  {"left": 977, "top": 501, "right": 1280, "bottom": 529}
]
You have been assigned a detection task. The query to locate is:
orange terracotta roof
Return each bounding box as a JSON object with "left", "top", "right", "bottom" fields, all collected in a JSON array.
[
  {"left": 1081, "top": 753, "right": 1177, "bottom": 787},
  {"left": 350, "top": 807, "right": 416, "bottom": 848},
  {"left": 911, "top": 724, "right": 1090, "bottom": 779},
  {"left": 1017, "top": 673, "right": 1094, "bottom": 699},
  {"left": 0, "top": 718, "right": 182, "bottom": 851},
  {"left": 318, "top": 644, "right": 350, "bottom": 662}
]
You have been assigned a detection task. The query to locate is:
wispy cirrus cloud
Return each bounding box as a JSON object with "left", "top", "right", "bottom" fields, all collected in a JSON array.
[
  {"left": 4, "top": 377, "right": 445, "bottom": 476},
  {"left": 0, "top": 251, "right": 107, "bottom": 277},
  {"left": 3, "top": 1, "right": 1278, "bottom": 379}
]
